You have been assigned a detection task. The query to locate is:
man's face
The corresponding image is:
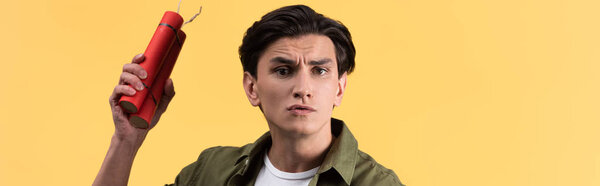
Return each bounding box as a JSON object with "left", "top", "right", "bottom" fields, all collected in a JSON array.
[{"left": 243, "top": 34, "right": 347, "bottom": 136}]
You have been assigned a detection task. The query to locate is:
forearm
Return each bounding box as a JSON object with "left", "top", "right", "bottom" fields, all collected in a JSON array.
[{"left": 93, "top": 134, "right": 145, "bottom": 186}]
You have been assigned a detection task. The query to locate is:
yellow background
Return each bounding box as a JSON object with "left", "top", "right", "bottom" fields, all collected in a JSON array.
[{"left": 1, "top": 0, "right": 599, "bottom": 185}]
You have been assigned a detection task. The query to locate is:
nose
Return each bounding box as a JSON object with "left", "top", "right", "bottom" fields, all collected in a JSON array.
[{"left": 292, "top": 70, "right": 312, "bottom": 100}]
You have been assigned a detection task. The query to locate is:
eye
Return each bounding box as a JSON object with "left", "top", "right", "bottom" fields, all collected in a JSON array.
[
  {"left": 313, "top": 67, "right": 328, "bottom": 75},
  {"left": 274, "top": 67, "right": 291, "bottom": 77}
]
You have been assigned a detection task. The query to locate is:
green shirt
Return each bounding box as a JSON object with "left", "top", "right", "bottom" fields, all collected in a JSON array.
[{"left": 166, "top": 118, "right": 404, "bottom": 186}]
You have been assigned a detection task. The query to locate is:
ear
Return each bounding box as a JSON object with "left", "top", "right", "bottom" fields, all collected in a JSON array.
[
  {"left": 243, "top": 72, "right": 261, "bottom": 107},
  {"left": 334, "top": 72, "right": 347, "bottom": 107}
]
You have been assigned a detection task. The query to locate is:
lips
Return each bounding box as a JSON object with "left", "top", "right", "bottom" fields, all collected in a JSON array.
[{"left": 287, "top": 104, "right": 316, "bottom": 115}]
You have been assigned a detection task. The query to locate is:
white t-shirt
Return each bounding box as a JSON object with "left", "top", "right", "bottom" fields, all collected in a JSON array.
[{"left": 254, "top": 153, "right": 320, "bottom": 186}]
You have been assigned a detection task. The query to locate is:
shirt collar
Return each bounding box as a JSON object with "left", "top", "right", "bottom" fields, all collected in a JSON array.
[
  {"left": 234, "top": 118, "right": 358, "bottom": 185},
  {"left": 316, "top": 118, "right": 358, "bottom": 185}
]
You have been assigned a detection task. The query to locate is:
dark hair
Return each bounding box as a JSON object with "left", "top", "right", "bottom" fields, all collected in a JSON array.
[{"left": 239, "top": 5, "right": 355, "bottom": 78}]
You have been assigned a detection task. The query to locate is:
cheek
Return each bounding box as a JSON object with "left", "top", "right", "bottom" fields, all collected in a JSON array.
[
  {"left": 317, "top": 81, "right": 339, "bottom": 105},
  {"left": 257, "top": 80, "right": 289, "bottom": 108}
]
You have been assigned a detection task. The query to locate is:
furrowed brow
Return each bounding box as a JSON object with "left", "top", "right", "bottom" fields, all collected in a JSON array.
[
  {"left": 270, "top": 57, "right": 295, "bottom": 65},
  {"left": 309, "top": 58, "right": 332, "bottom": 66}
]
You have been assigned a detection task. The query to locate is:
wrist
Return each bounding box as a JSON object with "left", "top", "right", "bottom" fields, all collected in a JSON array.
[{"left": 111, "top": 132, "right": 146, "bottom": 151}]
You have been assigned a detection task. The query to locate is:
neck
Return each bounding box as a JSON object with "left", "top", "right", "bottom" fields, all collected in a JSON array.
[{"left": 267, "top": 121, "right": 333, "bottom": 173}]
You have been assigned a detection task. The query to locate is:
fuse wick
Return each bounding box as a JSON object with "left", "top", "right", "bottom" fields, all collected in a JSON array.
[
  {"left": 183, "top": 6, "right": 202, "bottom": 26},
  {"left": 177, "top": 0, "right": 182, "bottom": 14}
]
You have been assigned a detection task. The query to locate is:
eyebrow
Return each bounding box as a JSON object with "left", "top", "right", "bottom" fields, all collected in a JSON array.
[
  {"left": 270, "top": 57, "right": 333, "bottom": 66},
  {"left": 270, "top": 57, "right": 295, "bottom": 65}
]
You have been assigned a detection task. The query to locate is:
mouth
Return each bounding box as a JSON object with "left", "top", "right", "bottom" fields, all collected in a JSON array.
[{"left": 287, "top": 104, "right": 316, "bottom": 115}]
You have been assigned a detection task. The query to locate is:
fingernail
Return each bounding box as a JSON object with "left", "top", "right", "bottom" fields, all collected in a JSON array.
[
  {"left": 129, "top": 89, "right": 137, "bottom": 95},
  {"left": 140, "top": 71, "right": 147, "bottom": 79},
  {"left": 136, "top": 83, "right": 144, "bottom": 90}
]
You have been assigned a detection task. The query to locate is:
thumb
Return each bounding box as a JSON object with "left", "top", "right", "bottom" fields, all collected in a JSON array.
[
  {"left": 156, "top": 78, "right": 176, "bottom": 115},
  {"left": 149, "top": 78, "right": 175, "bottom": 129}
]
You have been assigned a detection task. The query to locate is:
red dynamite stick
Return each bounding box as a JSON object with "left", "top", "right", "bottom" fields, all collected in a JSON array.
[
  {"left": 129, "top": 30, "right": 186, "bottom": 129},
  {"left": 119, "top": 11, "right": 184, "bottom": 114}
]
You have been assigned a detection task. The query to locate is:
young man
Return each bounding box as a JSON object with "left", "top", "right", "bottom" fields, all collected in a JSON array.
[{"left": 94, "top": 5, "right": 403, "bottom": 186}]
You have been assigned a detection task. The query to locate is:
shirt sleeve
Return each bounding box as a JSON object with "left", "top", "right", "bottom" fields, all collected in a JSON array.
[
  {"left": 164, "top": 148, "right": 216, "bottom": 185},
  {"left": 164, "top": 161, "right": 200, "bottom": 185}
]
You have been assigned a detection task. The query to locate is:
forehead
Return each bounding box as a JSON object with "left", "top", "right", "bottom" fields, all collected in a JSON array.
[{"left": 260, "top": 34, "right": 336, "bottom": 62}]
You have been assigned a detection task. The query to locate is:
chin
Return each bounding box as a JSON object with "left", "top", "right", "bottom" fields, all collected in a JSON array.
[{"left": 274, "top": 116, "right": 327, "bottom": 135}]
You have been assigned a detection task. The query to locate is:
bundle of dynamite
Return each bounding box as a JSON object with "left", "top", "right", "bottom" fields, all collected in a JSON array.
[{"left": 119, "top": 8, "right": 200, "bottom": 129}]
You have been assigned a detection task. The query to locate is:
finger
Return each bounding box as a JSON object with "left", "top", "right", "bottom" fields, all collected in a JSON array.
[
  {"left": 132, "top": 53, "right": 145, "bottom": 64},
  {"left": 122, "top": 63, "right": 147, "bottom": 80},
  {"left": 120, "top": 72, "right": 145, "bottom": 91},
  {"left": 109, "top": 84, "right": 137, "bottom": 106}
]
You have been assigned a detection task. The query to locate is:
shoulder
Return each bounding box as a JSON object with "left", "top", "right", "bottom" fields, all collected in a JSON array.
[
  {"left": 172, "top": 144, "right": 254, "bottom": 185},
  {"left": 190, "top": 144, "right": 254, "bottom": 170},
  {"left": 351, "top": 150, "right": 405, "bottom": 186},
  {"left": 197, "top": 145, "right": 253, "bottom": 163}
]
